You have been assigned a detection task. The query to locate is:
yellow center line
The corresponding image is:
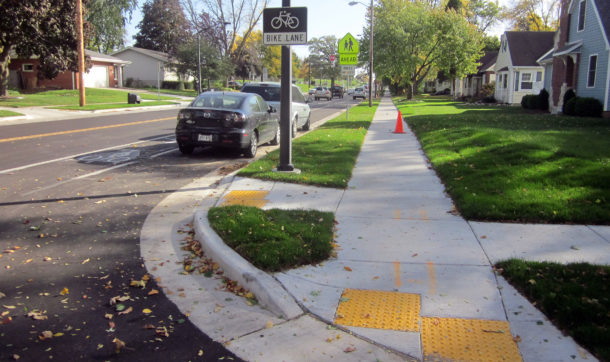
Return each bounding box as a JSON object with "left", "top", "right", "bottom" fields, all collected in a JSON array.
[{"left": 0, "top": 117, "right": 174, "bottom": 143}]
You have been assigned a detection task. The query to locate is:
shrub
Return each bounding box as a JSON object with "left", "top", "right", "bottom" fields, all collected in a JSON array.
[
  {"left": 562, "top": 88, "right": 576, "bottom": 114},
  {"left": 564, "top": 96, "right": 578, "bottom": 116},
  {"left": 574, "top": 97, "right": 603, "bottom": 117},
  {"left": 125, "top": 77, "right": 134, "bottom": 88},
  {"left": 538, "top": 89, "right": 549, "bottom": 111},
  {"left": 482, "top": 95, "right": 496, "bottom": 103},
  {"left": 521, "top": 94, "right": 538, "bottom": 109},
  {"left": 480, "top": 82, "right": 495, "bottom": 98}
]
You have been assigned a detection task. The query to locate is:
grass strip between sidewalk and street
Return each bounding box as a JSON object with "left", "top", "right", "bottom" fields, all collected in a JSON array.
[
  {"left": 393, "top": 96, "right": 610, "bottom": 224},
  {"left": 238, "top": 101, "right": 379, "bottom": 188},
  {"left": 0, "top": 110, "right": 24, "bottom": 118},
  {"left": 208, "top": 205, "right": 335, "bottom": 272},
  {"left": 1, "top": 88, "right": 177, "bottom": 108},
  {"left": 496, "top": 259, "right": 609, "bottom": 361},
  {"left": 53, "top": 101, "right": 177, "bottom": 111}
]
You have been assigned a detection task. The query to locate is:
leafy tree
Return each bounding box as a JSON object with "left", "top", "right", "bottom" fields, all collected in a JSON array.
[
  {"left": 86, "top": 0, "right": 137, "bottom": 53},
  {"left": 464, "top": 0, "right": 501, "bottom": 32},
  {"left": 374, "top": 0, "right": 482, "bottom": 98},
  {"left": 308, "top": 36, "right": 341, "bottom": 85},
  {"left": 175, "top": 37, "right": 230, "bottom": 89},
  {"left": 504, "top": 0, "right": 560, "bottom": 31},
  {"left": 134, "top": 0, "right": 191, "bottom": 55},
  {"left": 0, "top": 0, "right": 90, "bottom": 97},
  {"left": 482, "top": 35, "right": 500, "bottom": 51},
  {"left": 446, "top": 0, "right": 462, "bottom": 11}
]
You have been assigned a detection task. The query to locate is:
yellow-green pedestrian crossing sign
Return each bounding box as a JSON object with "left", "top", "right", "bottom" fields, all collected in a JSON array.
[{"left": 338, "top": 33, "right": 359, "bottom": 65}]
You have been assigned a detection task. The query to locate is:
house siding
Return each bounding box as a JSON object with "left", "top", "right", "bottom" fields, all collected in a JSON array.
[
  {"left": 569, "top": 0, "right": 609, "bottom": 107},
  {"left": 114, "top": 49, "right": 165, "bottom": 87}
]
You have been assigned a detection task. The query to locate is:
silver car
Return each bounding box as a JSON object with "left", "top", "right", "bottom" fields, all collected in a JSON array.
[{"left": 241, "top": 82, "right": 312, "bottom": 137}]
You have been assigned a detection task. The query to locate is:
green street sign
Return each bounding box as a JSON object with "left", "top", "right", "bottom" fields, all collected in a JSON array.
[
  {"left": 338, "top": 33, "right": 359, "bottom": 54},
  {"left": 339, "top": 53, "right": 358, "bottom": 65}
]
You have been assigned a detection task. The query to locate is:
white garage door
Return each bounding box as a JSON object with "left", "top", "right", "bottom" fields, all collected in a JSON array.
[{"left": 84, "top": 65, "right": 108, "bottom": 88}]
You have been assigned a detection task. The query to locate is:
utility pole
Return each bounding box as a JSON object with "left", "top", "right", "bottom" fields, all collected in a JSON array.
[{"left": 76, "top": 0, "right": 86, "bottom": 106}]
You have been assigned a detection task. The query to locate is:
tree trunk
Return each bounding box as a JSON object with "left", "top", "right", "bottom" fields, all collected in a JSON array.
[
  {"left": 406, "top": 84, "right": 413, "bottom": 100},
  {"left": 0, "top": 46, "right": 12, "bottom": 97}
]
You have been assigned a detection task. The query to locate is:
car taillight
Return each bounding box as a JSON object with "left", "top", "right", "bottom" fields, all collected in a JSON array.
[
  {"left": 224, "top": 112, "right": 245, "bottom": 127},
  {"left": 178, "top": 110, "right": 194, "bottom": 124}
]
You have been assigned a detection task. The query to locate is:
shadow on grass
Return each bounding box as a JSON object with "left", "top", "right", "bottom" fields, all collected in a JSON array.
[{"left": 394, "top": 100, "right": 610, "bottom": 224}]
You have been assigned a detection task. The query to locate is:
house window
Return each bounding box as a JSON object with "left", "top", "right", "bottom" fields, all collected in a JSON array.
[
  {"left": 514, "top": 72, "right": 520, "bottom": 91},
  {"left": 536, "top": 71, "right": 542, "bottom": 82},
  {"left": 588, "top": 54, "right": 597, "bottom": 87},
  {"left": 113, "top": 65, "right": 119, "bottom": 81},
  {"left": 520, "top": 73, "right": 532, "bottom": 89},
  {"left": 503, "top": 74, "right": 507, "bottom": 89},
  {"left": 578, "top": 0, "right": 586, "bottom": 31},
  {"left": 22, "top": 64, "right": 34, "bottom": 72}
]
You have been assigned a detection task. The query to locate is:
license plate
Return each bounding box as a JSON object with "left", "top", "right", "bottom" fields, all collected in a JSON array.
[{"left": 198, "top": 134, "right": 213, "bottom": 142}]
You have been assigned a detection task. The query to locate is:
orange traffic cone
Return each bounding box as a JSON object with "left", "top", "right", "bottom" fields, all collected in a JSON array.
[{"left": 393, "top": 111, "right": 405, "bottom": 134}]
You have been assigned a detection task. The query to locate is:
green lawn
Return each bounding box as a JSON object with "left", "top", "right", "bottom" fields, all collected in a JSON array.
[
  {"left": 496, "top": 259, "right": 609, "bottom": 361},
  {"left": 393, "top": 96, "right": 610, "bottom": 224},
  {"left": 0, "top": 110, "right": 24, "bottom": 118},
  {"left": 136, "top": 87, "right": 198, "bottom": 97},
  {"left": 238, "top": 101, "right": 378, "bottom": 188},
  {"left": 0, "top": 88, "right": 177, "bottom": 108},
  {"left": 208, "top": 205, "right": 335, "bottom": 272}
]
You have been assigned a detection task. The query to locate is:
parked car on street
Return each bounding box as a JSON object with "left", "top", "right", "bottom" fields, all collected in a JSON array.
[
  {"left": 241, "top": 82, "right": 312, "bottom": 136},
  {"left": 175, "top": 92, "right": 279, "bottom": 158},
  {"left": 228, "top": 81, "right": 242, "bottom": 89},
  {"left": 347, "top": 88, "right": 355, "bottom": 95},
  {"left": 314, "top": 87, "right": 331, "bottom": 101},
  {"left": 353, "top": 87, "right": 367, "bottom": 100},
  {"left": 330, "top": 86, "right": 344, "bottom": 99}
]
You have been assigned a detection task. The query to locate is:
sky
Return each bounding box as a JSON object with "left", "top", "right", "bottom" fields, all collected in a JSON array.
[{"left": 124, "top": 0, "right": 513, "bottom": 59}]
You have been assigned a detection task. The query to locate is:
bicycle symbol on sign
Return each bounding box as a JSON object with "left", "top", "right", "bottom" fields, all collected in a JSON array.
[{"left": 271, "top": 10, "right": 299, "bottom": 29}]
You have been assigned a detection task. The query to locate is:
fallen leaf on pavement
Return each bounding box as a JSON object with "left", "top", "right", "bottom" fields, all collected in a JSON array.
[
  {"left": 147, "top": 289, "right": 159, "bottom": 296},
  {"left": 104, "top": 313, "right": 113, "bottom": 320},
  {"left": 344, "top": 346, "right": 356, "bottom": 353},
  {"left": 39, "top": 331, "right": 53, "bottom": 340},
  {"left": 142, "top": 308, "right": 152, "bottom": 315},
  {"left": 60, "top": 287, "right": 69, "bottom": 295},
  {"left": 112, "top": 338, "right": 126, "bottom": 352},
  {"left": 118, "top": 306, "right": 133, "bottom": 315},
  {"left": 343, "top": 266, "right": 352, "bottom": 272}
]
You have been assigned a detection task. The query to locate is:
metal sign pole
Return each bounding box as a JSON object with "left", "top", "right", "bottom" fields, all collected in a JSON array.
[{"left": 277, "top": 0, "right": 295, "bottom": 172}]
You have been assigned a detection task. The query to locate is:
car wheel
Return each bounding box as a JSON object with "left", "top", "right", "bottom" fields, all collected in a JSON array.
[
  {"left": 270, "top": 126, "right": 280, "bottom": 145},
  {"left": 178, "top": 144, "right": 194, "bottom": 155},
  {"left": 244, "top": 132, "right": 258, "bottom": 158},
  {"left": 303, "top": 115, "right": 311, "bottom": 131}
]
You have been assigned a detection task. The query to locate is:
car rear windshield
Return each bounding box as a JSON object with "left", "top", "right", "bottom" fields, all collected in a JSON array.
[
  {"left": 191, "top": 94, "right": 244, "bottom": 109},
  {"left": 241, "top": 86, "right": 281, "bottom": 102}
]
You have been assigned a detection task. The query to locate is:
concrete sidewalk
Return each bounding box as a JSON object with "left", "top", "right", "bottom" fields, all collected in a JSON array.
[{"left": 140, "top": 96, "right": 609, "bottom": 361}]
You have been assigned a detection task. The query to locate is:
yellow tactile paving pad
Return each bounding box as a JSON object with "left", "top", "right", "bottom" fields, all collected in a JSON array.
[
  {"left": 334, "top": 289, "right": 421, "bottom": 332},
  {"left": 221, "top": 190, "right": 269, "bottom": 208},
  {"left": 421, "top": 317, "right": 522, "bottom": 362}
]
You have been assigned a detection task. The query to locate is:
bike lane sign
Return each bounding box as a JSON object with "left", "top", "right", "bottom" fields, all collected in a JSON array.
[{"left": 263, "top": 7, "right": 307, "bottom": 45}]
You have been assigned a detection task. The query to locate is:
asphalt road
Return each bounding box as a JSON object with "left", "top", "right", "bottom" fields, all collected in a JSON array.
[{"left": 0, "top": 96, "right": 355, "bottom": 361}]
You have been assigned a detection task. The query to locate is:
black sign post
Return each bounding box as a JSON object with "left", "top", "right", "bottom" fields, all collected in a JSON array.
[{"left": 263, "top": 3, "right": 307, "bottom": 173}]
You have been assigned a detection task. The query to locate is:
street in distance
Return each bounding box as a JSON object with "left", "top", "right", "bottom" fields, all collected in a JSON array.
[{"left": 264, "top": 32, "right": 307, "bottom": 45}]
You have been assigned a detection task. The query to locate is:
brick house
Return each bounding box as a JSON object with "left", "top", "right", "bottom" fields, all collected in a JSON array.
[{"left": 8, "top": 49, "right": 130, "bottom": 90}]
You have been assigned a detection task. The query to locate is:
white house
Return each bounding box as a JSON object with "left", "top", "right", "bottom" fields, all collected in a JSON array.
[
  {"left": 111, "top": 47, "right": 187, "bottom": 87},
  {"left": 494, "top": 32, "right": 555, "bottom": 104}
]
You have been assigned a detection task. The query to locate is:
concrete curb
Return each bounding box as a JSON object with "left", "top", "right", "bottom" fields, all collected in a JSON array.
[{"left": 193, "top": 208, "right": 303, "bottom": 319}]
